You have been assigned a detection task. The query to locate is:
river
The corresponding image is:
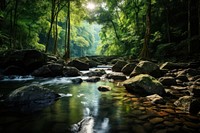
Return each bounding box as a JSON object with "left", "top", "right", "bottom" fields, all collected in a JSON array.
[{"left": 0, "top": 68, "right": 137, "bottom": 133}]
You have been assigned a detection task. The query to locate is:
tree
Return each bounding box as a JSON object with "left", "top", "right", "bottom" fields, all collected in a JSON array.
[{"left": 140, "top": 0, "right": 151, "bottom": 59}]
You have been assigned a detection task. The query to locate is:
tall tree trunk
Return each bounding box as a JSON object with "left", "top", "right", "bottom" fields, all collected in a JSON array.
[
  {"left": 0, "top": 0, "right": 6, "bottom": 10},
  {"left": 163, "top": 0, "right": 171, "bottom": 43},
  {"left": 53, "top": 11, "right": 58, "bottom": 55},
  {"left": 188, "top": 0, "right": 191, "bottom": 55},
  {"left": 64, "top": 17, "right": 68, "bottom": 54},
  {"left": 198, "top": 0, "right": 200, "bottom": 36},
  {"left": 13, "top": 0, "right": 19, "bottom": 49},
  {"left": 46, "top": 0, "right": 56, "bottom": 53},
  {"left": 66, "top": 0, "right": 70, "bottom": 59},
  {"left": 140, "top": 0, "right": 151, "bottom": 59},
  {"left": 10, "top": 9, "right": 13, "bottom": 49}
]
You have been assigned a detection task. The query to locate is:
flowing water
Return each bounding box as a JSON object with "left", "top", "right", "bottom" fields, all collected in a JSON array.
[{"left": 0, "top": 68, "right": 137, "bottom": 133}]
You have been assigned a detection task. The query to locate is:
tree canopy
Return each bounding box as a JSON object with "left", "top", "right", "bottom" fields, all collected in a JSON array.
[{"left": 0, "top": 0, "right": 199, "bottom": 59}]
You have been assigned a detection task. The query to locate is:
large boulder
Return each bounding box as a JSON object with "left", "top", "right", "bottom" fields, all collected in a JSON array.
[
  {"left": 67, "top": 59, "right": 89, "bottom": 70},
  {"left": 2, "top": 50, "right": 47, "bottom": 74},
  {"left": 121, "top": 63, "right": 137, "bottom": 75},
  {"left": 32, "top": 63, "right": 63, "bottom": 77},
  {"left": 112, "top": 60, "right": 127, "bottom": 72},
  {"left": 5, "top": 84, "right": 59, "bottom": 112},
  {"left": 123, "top": 74, "right": 165, "bottom": 96},
  {"left": 158, "top": 76, "right": 177, "bottom": 86},
  {"left": 160, "top": 62, "right": 189, "bottom": 70},
  {"left": 130, "top": 61, "right": 162, "bottom": 78},
  {"left": 63, "top": 66, "right": 81, "bottom": 77},
  {"left": 83, "top": 69, "right": 106, "bottom": 77},
  {"left": 3, "top": 65, "right": 27, "bottom": 75}
]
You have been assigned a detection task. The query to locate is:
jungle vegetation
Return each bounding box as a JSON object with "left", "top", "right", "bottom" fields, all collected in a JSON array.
[{"left": 0, "top": 0, "right": 200, "bottom": 60}]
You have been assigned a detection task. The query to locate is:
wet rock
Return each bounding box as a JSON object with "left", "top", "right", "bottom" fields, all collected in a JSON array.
[
  {"left": 31, "top": 65, "right": 53, "bottom": 77},
  {"left": 176, "top": 75, "right": 189, "bottom": 82},
  {"left": 130, "top": 60, "right": 162, "bottom": 78},
  {"left": 146, "top": 94, "right": 165, "bottom": 104},
  {"left": 63, "top": 66, "right": 81, "bottom": 77},
  {"left": 84, "top": 69, "right": 106, "bottom": 77},
  {"left": 159, "top": 76, "right": 177, "bottom": 86},
  {"left": 160, "top": 62, "right": 188, "bottom": 70},
  {"left": 71, "top": 117, "right": 94, "bottom": 133},
  {"left": 123, "top": 74, "right": 165, "bottom": 96},
  {"left": 189, "top": 85, "right": 200, "bottom": 97},
  {"left": 105, "top": 73, "right": 127, "bottom": 81},
  {"left": 112, "top": 60, "right": 127, "bottom": 72},
  {"left": 174, "top": 96, "right": 193, "bottom": 111},
  {"left": 85, "top": 76, "right": 100, "bottom": 82},
  {"left": 2, "top": 49, "right": 47, "bottom": 73},
  {"left": 71, "top": 78, "right": 83, "bottom": 84},
  {"left": 121, "top": 63, "right": 137, "bottom": 75},
  {"left": 132, "top": 124, "right": 146, "bottom": 133},
  {"left": 3, "top": 65, "right": 26, "bottom": 75},
  {"left": 5, "top": 84, "right": 59, "bottom": 112},
  {"left": 189, "top": 99, "right": 200, "bottom": 115},
  {"left": 97, "top": 85, "right": 111, "bottom": 92},
  {"left": 32, "top": 63, "right": 63, "bottom": 77},
  {"left": 149, "top": 117, "right": 164, "bottom": 124},
  {"left": 67, "top": 59, "right": 89, "bottom": 70}
]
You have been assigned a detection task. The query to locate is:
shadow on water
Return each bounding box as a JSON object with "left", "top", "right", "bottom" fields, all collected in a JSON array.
[{"left": 0, "top": 76, "right": 134, "bottom": 133}]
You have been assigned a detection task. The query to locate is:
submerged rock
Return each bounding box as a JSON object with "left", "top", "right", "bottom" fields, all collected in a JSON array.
[
  {"left": 5, "top": 84, "right": 59, "bottom": 112},
  {"left": 123, "top": 74, "right": 165, "bottom": 96},
  {"left": 85, "top": 76, "right": 100, "bottom": 82},
  {"left": 97, "top": 85, "right": 111, "bottom": 92}
]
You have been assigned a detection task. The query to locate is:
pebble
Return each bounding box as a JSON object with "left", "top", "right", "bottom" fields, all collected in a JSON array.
[
  {"left": 163, "top": 121, "right": 174, "bottom": 127},
  {"left": 149, "top": 117, "right": 164, "bottom": 124},
  {"left": 161, "top": 109, "right": 175, "bottom": 114},
  {"left": 183, "top": 121, "right": 199, "bottom": 128}
]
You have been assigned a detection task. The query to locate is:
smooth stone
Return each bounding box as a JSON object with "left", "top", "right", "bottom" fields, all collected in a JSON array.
[
  {"left": 97, "top": 85, "right": 111, "bottom": 92},
  {"left": 149, "top": 117, "right": 164, "bottom": 124}
]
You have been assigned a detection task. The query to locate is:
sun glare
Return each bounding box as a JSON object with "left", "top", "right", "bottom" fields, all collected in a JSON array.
[{"left": 86, "top": 2, "right": 96, "bottom": 10}]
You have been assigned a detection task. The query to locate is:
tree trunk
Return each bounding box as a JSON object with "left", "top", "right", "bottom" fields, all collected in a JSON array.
[
  {"left": 66, "top": 0, "right": 70, "bottom": 59},
  {"left": 0, "top": 0, "right": 6, "bottom": 10},
  {"left": 10, "top": 9, "right": 13, "bottom": 49},
  {"left": 198, "top": 0, "right": 200, "bottom": 36},
  {"left": 64, "top": 17, "right": 68, "bottom": 54},
  {"left": 53, "top": 11, "right": 58, "bottom": 55},
  {"left": 140, "top": 0, "right": 151, "bottom": 59},
  {"left": 13, "top": 0, "right": 19, "bottom": 49},
  {"left": 46, "top": 0, "right": 56, "bottom": 53},
  {"left": 163, "top": 0, "right": 171, "bottom": 43},
  {"left": 188, "top": 0, "right": 191, "bottom": 55},
  {"left": 111, "top": 20, "right": 120, "bottom": 41}
]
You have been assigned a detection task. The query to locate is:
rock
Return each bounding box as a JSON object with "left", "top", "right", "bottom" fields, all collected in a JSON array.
[
  {"left": 149, "top": 117, "right": 164, "bottom": 124},
  {"left": 3, "top": 65, "right": 26, "bottom": 75},
  {"left": 189, "top": 85, "right": 200, "bottom": 97},
  {"left": 174, "top": 96, "right": 193, "bottom": 111},
  {"left": 130, "top": 61, "right": 162, "bottom": 78},
  {"left": 105, "top": 73, "right": 127, "bottom": 81},
  {"left": 2, "top": 49, "right": 47, "bottom": 73},
  {"left": 112, "top": 60, "right": 127, "bottom": 72},
  {"left": 121, "top": 63, "right": 137, "bottom": 75},
  {"left": 176, "top": 75, "right": 189, "bottom": 82},
  {"left": 31, "top": 65, "right": 53, "bottom": 77},
  {"left": 84, "top": 69, "right": 106, "bottom": 77},
  {"left": 71, "top": 78, "right": 83, "bottom": 84},
  {"left": 123, "top": 74, "right": 165, "bottom": 96},
  {"left": 5, "top": 84, "right": 59, "bottom": 112},
  {"left": 71, "top": 117, "right": 94, "bottom": 133},
  {"left": 146, "top": 94, "right": 166, "bottom": 104},
  {"left": 85, "top": 76, "right": 100, "bottom": 82},
  {"left": 48, "top": 63, "right": 63, "bottom": 76},
  {"left": 189, "top": 99, "right": 200, "bottom": 115},
  {"left": 63, "top": 66, "right": 81, "bottom": 77},
  {"left": 32, "top": 63, "right": 63, "bottom": 77},
  {"left": 67, "top": 59, "right": 89, "bottom": 70},
  {"left": 132, "top": 124, "right": 146, "bottom": 133},
  {"left": 160, "top": 62, "right": 189, "bottom": 70},
  {"left": 97, "top": 85, "right": 111, "bottom": 92},
  {"left": 159, "top": 76, "right": 177, "bottom": 86}
]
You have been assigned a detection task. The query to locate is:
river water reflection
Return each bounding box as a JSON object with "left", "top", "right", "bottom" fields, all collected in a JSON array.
[{"left": 0, "top": 76, "right": 135, "bottom": 133}]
